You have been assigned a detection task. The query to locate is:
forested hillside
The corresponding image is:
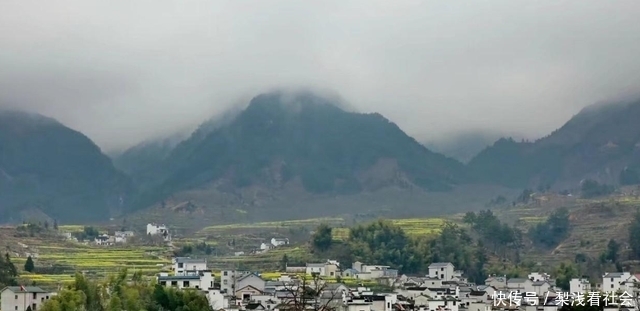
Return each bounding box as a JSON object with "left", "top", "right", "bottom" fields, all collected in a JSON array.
[
  {"left": 468, "top": 99, "right": 640, "bottom": 189},
  {"left": 0, "top": 110, "right": 134, "bottom": 222}
]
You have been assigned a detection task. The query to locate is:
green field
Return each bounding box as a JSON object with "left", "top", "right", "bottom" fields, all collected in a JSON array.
[{"left": 0, "top": 227, "right": 171, "bottom": 289}]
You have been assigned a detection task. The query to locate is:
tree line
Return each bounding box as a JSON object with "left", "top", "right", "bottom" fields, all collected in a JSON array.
[{"left": 41, "top": 270, "right": 212, "bottom": 311}]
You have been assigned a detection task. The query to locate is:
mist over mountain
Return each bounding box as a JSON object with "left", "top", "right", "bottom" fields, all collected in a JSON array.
[
  {"left": 129, "top": 91, "right": 466, "bottom": 211},
  {"left": 468, "top": 98, "right": 640, "bottom": 189},
  {"left": 423, "top": 131, "right": 513, "bottom": 163},
  {"left": 0, "top": 110, "right": 134, "bottom": 222}
]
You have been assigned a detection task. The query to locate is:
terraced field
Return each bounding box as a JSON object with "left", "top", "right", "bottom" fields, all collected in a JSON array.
[
  {"left": 0, "top": 227, "right": 171, "bottom": 289},
  {"left": 196, "top": 217, "right": 346, "bottom": 237}
]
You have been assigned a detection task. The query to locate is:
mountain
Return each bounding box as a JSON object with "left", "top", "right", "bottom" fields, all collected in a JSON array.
[
  {"left": 113, "top": 105, "right": 244, "bottom": 189},
  {"left": 131, "top": 91, "right": 467, "bottom": 211},
  {"left": 423, "top": 131, "right": 507, "bottom": 163},
  {"left": 468, "top": 98, "right": 640, "bottom": 189},
  {"left": 0, "top": 110, "right": 134, "bottom": 223}
]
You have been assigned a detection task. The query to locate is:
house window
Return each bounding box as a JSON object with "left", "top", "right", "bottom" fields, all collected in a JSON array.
[
  {"left": 15, "top": 295, "right": 18, "bottom": 299},
  {"left": 160, "top": 281, "right": 166, "bottom": 286},
  {"left": 441, "top": 268, "right": 444, "bottom": 271},
  {"left": 224, "top": 271, "right": 228, "bottom": 276},
  {"left": 171, "top": 281, "right": 178, "bottom": 286},
  {"left": 611, "top": 284, "right": 614, "bottom": 288},
  {"left": 33, "top": 293, "right": 37, "bottom": 299},
  {"left": 183, "top": 281, "right": 190, "bottom": 287},
  {"left": 33, "top": 303, "right": 37, "bottom": 310},
  {"left": 178, "top": 263, "right": 184, "bottom": 268},
  {"left": 611, "top": 278, "right": 614, "bottom": 282},
  {"left": 441, "top": 274, "right": 444, "bottom": 279},
  {"left": 15, "top": 307, "right": 18, "bottom": 310},
  {"left": 243, "top": 294, "right": 251, "bottom": 300},
  {"left": 330, "top": 272, "right": 334, "bottom": 276},
  {"left": 224, "top": 280, "right": 228, "bottom": 284},
  {"left": 196, "top": 286, "right": 200, "bottom": 289}
]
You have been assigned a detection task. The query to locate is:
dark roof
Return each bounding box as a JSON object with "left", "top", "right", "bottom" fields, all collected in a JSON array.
[
  {"left": 508, "top": 278, "right": 530, "bottom": 284},
  {"left": 361, "top": 295, "right": 387, "bottom": 301},
  {"left": 158, "top": 275, "right": 201, "bottom": 280},
  {"left": 176, "top": 257, "right": 206, "bottom": 264},
  {"left": 237, "top": 273, "right": 263, "bottom": 283},
  {"left": 2, "top": 286, "right": 49, "bottom": 293},
  {"left": 246, "top": 303, "right": 266, "bottom": 310},
  {"left": 469, "top": 291, "right": 486, "bottom": 296}
]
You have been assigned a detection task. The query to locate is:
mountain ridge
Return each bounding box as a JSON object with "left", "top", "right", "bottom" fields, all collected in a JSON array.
[{"left": 0, "top": 110, "right": 135, "bottom": 222}]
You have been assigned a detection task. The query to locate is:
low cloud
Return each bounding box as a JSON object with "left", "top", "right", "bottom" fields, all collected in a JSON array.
[{"left": 1, "top": 0, "right": 639, "bottom": 151}]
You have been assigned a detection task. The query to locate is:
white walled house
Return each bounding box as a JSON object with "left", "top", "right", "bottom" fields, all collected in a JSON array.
[
  {"left": 532, "top": 281, "right": 551, "bottom": 296},
  {"left": 157, "top": 271, "right": 214, "bottom": 290},
  {"left": 147, "top": 223, "right": 171, "bottom": 241},
  {"left": 270, "top": 238, "right": 289, "bottom": 247},
  {"left": 1, "top": 286, "right": 55, "bottom": 311},
  {"left": 206, "top": 289, "right": 230, "bottom": 310},
  {"left": 173, "top": 257, "right": 207, "bottom": 275},
  {"left": 236, "top": 273, "right": 266, "bottom": 293},
  {"left": 569, "top": 278, "right": 591, "bottom": 294},
  {"left": 221, "top": 270, "right": 252, "bottom": 294},
  {"left": 528, "top": 272, "right": 551, "bottom": 282},
  {"left": 428, "top": 263, "right": 455, "bottom": 280},
  {"left": 507, "top": 278, "right": 534, "bottom": 294},
  {"left": 428, "top": 297, "right": 460, "bottom": 311},
  {"left": 602, "top": 272, "right": 632, "bottom": 293},
  {"left": 306, "top": 263, "right": 326, "bottom": 275}
]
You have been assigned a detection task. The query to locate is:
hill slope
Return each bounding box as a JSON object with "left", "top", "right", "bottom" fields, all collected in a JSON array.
[
  {"left": 0, "top": 110, "right": 134, "bottom": 222},
  {"left": 131, "top": 91, "right": 468, "bottom": 212},
  {"left": 468, "top": 99, "right": 640, "bottom": 189}
]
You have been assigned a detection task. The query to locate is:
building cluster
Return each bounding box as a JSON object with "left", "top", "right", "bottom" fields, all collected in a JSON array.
[
  {"left": 153, "top": 259, "right": 640, "bottom": 311},
  {"left": 94, "top": 231, "right": 135, "bottom": 246},
  {"left": 4, "top": 256, "right": 640, "bottom": 311},
  {"left": 258, "top": 238, "right": 291, "bottom": 254}
]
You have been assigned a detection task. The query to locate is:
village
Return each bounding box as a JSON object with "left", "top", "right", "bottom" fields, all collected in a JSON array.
[
  {"left": 3, "top": 222, "right": 640, "bottom": 311},
  {"left": 4, "top": 255, "right": 640, "bottom": 311}
]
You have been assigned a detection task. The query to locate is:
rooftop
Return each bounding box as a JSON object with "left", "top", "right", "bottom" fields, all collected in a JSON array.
[
  {"left": 158, "top": 275, "right": 201, "bottom": 281},
  {"left": 429, "top": 263, "right": 453, "bottom": 268},
  {"left": 175, "top": 257, "right": 207, "bottom": 264},
  {"left": 2, "top": 286, "right": 49, "bottom": 293}
]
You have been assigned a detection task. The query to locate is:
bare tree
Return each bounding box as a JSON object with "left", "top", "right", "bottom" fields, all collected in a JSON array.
[{"left": 280, "top": 273, "right": 344, "bottom": 311}]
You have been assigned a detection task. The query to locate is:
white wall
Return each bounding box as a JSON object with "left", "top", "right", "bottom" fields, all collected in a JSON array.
[{"left": 1, "top": 291, "right": 53, "bottom": 311}]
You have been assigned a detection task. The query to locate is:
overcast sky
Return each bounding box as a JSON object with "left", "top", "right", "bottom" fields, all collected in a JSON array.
[{"left": 1, "top": 0, "right": 640, "bottom": 152}]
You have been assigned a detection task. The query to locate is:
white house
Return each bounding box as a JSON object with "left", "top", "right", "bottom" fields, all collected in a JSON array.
[
  {"left": 173, "top": 257, "right": 207, "bottom": 275},
  {"left": 602, "top": 272, "right": 632, "bottom": 293},
  {"left": 221, "top": 270, "right": 252, "bottom": 294},
  {"left": 206, "top": 289, "right": 231, "bottom": 310},
  {"left": 114, "top": 231, "right": 134, "bottom": 243},
  {"left": 260, "top": 243, "right": 273, "bottom": 251},
  {"left": 270, "top": 238, "right": 289, "bottom": 247},
  {"left": 1, "top": 286, "right": 55, "bottom": 311},
  {"left": 528, "top": 272, "right": 551, "bottom": 282},
  {"left": 306, "top": 263, "right": 326, "bottom": 275},
  {"left": 95, "top": 234, "right": 111, "bottom": 246},
  {"left": 507, "top": 278, "right": 534, "bottom": 294},
  {"left": 569, "top": 278, "right": 591, "bottom": 294},
  {"left": 428, "top": 297, "right": 460, "bottom": 311},
  {"left": 428, "top": 263, "right": 455, "bottom": 280},
  {"left": 532, "top": 281, "right": 551, "bottom": 296},
  {"left": 147, "top": 223, "right": 171, "bottom": 241},
  {"left": 157, "top": 270, "right": 214, "bottom": 290}
]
